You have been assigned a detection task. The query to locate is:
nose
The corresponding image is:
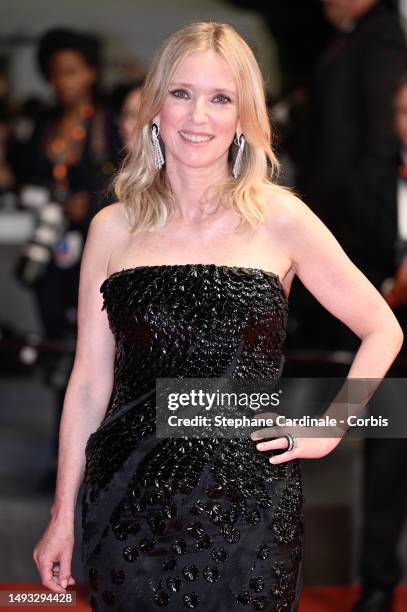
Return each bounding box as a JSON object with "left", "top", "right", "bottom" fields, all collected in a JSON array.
[{"left": 190, "top": 96, "right": 208, "bottom": 124}]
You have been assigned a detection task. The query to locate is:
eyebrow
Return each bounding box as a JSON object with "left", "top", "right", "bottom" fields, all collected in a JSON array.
[{"left": 170, "top": 82, "right": 236, "bottom": 96}]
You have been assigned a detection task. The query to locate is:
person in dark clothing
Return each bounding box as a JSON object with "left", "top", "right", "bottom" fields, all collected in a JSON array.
[
  {"left": 286, "top": 3, "right": 407, "bottom": 608},
  {"left": 349, "top": 76, "right": 407, "bottom": 612},
  {"left": 13, "top": 28, "right": 121, "bottom": 487},
  {"left": 290, "top": 0, "right": 407, "bottom": 352}
]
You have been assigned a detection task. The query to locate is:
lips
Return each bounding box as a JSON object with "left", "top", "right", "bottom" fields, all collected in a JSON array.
[{"left": 179, "top": 130, "right": 214, "bottom": 143}]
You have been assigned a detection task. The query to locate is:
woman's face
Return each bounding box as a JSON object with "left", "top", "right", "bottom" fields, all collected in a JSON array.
[
  {"left": 121, "top": 88, "right": 142, "bottom": 150},
  {"left": 158, "top": 49, "right": 240, "bottom": 173},
  {"left": 48, "top": 49, "right": 96, "bottom": 107}
]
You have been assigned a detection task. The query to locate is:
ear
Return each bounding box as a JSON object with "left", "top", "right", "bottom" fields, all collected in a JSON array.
[
  {"left": 236, "top": 119, "right": 242, "bottom": 137},
  {"left": 152, "top": 114, "right": 160, "bottom": 127}
]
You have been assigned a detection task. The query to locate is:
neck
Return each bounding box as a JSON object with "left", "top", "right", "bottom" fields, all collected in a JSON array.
[
  {"left": 165, "top": 153, "right": 230, "bottom": 223},
  {"left": 62, "top": 95, "right": 94, "bottom": 115}
]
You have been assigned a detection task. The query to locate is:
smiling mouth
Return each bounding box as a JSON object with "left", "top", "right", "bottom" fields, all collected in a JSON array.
[{"left": 179, "top": 131, "right": 214, "bottom": 143}]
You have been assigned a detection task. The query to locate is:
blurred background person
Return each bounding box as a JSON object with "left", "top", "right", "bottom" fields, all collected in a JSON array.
[
  {"left": 0, "top": 64, "right": 18, "bottom": 211},
  {"left": 116, "top": 78, "right": 145, "bottom": 151},
  {"left": 12, "top": 27, "right": 122, "bottom": 490},
  {"left": 289, "top": 0, "right": 407, "bottom": 351},
  {"left": 284, "top": 2, "right": 407, "bottom": 609},
  {"left": 382, "top": 75, "right": 407, "bottom": 312},
  {"left": 350, "top": 75, "right": 407, "bottom": 612}
]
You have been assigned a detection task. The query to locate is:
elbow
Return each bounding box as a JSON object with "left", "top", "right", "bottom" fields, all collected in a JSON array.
[
  {"left": 387, "top": 317, "right": 404, "bottom": 355},
  {"left": 394, "top": 322, "right": 404, "bottom": 353},
  {"left": 368, "top": 316, "right": 404, "bottom": 355}
]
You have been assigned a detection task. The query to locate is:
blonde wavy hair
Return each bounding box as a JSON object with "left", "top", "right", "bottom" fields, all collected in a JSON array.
[{"left": 115, "top": 20, "right": 289, "bottom": 234}]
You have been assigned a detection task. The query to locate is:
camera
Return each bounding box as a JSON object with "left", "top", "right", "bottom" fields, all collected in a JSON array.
[{"left": 15, "top": 185, "right": 68, "bottom": 287}]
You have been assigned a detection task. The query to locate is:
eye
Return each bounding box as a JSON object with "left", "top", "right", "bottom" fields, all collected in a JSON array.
[
  {"left": 170, "top": 89, "right": 189, "bottom": 99},
  {"left": 212, "top": 94, "right": 232, "bottom": 105}
]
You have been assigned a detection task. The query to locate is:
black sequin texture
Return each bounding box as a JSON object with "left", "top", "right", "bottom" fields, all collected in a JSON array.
[
  {"left": 166, "top": 576, "right": 183, "bottom": 592},
  {"left": 81, "top": 264, "right": 303, "bottom": 611},
  {"left": 122, "top": 546, "right": 138, "bottom": 563}
]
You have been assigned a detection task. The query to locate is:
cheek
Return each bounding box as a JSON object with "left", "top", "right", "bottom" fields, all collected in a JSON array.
[
  {"left": 159, "top": 109, "right": 184, "bottom": 147},
  {"left": 395, "top": 115, "right": 407, "bottom": 135},
  {"left": 209, "top": 113, "right": 238, "bottom": 149},
  {"left": 62, "top": 72, "right": 87, "bottom": 91},
  {"left": 159, "top": 103, "right": 183, "bottom": 130},
  {"left": 217, "top": 111, "right": 238, "bottom": 137}
]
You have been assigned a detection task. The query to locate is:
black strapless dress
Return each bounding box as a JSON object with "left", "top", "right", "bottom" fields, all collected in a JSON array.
[{"left": 82, "top": 264, "right": 304, "bottom": 611}]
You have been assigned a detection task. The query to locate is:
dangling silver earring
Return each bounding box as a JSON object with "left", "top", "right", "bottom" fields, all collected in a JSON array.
[
  {"left": 151, "top": 123, "right": 165, "bottom": 170},
  {"left": 232, "top": 133, "right": 245, "bottom": 179}
]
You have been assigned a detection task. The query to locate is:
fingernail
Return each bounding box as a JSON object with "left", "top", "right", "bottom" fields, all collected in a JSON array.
[
  {"left": 269, "top": 457, "right": 275, "bottom": 463},
  {"left": 61, "top": 580, "right": 67, "bottom": 589},
  {"left": 256, "top": 443, "right": 263, "bottom": 449}
]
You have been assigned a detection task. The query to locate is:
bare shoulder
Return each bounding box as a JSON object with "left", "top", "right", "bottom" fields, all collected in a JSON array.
[
  {"left": 265, "top": 187, "right": 334, "bottom": 269},
  {"left": 263, "top": 187, "right": 314, "bottom": 264},
  {"left": 83, "top": 202, "right": 130, "bottom": 276},
  {"left": 90, "top": 202, "right": 130, "bottom": 239},
  {"left": 265, "top": 187, "right": 312, "bottom": 234}
]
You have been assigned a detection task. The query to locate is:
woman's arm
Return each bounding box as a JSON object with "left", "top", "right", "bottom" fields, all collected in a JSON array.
[
  {"left": 33, "top": 204, "right": 122, "bottom": 591},
  {"left": 50, "top": 210, "right": 117, "bottom": 519},
  {"left": 285, "top": 194, "right": 404, "bottom": 376},
  {"left": 252, "top": 193, "right": 404, "bottom": 463}
]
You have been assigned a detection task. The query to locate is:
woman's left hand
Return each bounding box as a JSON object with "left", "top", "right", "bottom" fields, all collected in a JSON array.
[{"left": 249, "top": 415, "right": 343, "bottom": 464}]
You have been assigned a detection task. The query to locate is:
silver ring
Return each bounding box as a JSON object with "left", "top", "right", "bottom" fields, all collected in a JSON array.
[{"left": 284, "top": 433, "right": 297, "bottom": 452}]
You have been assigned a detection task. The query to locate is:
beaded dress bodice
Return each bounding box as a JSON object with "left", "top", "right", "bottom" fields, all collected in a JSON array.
[{"left": 103, "top": 264, "right": 287, "bottom": 414}]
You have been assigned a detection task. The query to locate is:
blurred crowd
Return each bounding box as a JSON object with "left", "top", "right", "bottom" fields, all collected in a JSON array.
[
  {"left": 0, "top": 2, "right": 406, "bottom": 355},
  {"left": 0, "top": 0, "right": 406, "bottom": 609},
  {"left": 0, "top": 25, "right": 146, "bottom": 486}
]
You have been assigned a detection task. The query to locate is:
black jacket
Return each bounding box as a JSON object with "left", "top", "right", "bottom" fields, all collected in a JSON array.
[{"left": 297, "top": 1, "right": 407, "bottom": 286}]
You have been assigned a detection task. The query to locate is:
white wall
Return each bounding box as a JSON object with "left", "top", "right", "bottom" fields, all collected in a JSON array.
[{"left": 0, "top": 0, "right": 281, "bottom": 104}]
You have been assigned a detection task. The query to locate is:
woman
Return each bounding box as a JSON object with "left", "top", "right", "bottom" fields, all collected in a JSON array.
[{"left": 33, "top": 21, "right": 403, "bottom": 611}]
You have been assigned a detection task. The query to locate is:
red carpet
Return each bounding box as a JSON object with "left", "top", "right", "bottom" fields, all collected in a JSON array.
[{"left": 1, "top": 583, "right": 407, "bottom": 610}]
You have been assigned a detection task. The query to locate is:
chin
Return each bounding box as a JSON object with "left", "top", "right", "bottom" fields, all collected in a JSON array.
[
  {"left": 181, "top": 160, "right": 214, "bottom": 170},
  {"left": 323, "top": 8, "right": 340, "bottom": 23}
]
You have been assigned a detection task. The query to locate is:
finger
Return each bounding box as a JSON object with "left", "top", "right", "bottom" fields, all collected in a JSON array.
[
  {"left": 59, "top": 555, "right": 72, "bottom": 590},
  {"left": 38, "top": 560, "right": 65, "bottom": 593},
  {"left": 45, "top": 558, "right": 64, "bottom": 592},
  {"left": 269, "top": 450, "right": 297, "bottom": 465},
  {"left": 256, "top": 437, "right": 288, "bottom": 451},
  {"left": 251, "top": 411, "right": 280, "bottom": 422},
  {"left": 68, "top": 576, "right": 76, "bottom": 586},
  {"left": 249, "top": 414, "right": 280, "bottom": 440},
  {"left": 250, "top": 426, "right": 281, "bottom": 441}
]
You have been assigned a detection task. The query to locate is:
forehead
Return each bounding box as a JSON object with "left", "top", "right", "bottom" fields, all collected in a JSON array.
[
  {"left": 324, "top": 0, "right": 351, "bottom": 6},
  {"left": 323, "top": 0, "right": 353, "bottom": 12},
  {"left": 48, "top": 49, "right": 88, "bottom": 70},
  {"left": 171, "top": 49, "right": 236, "bottom": 91}
]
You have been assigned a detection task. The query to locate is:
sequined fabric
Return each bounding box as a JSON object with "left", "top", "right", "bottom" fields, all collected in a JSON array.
[{"left": 82, "top": 264, "right": 303, "bottom": 611}]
